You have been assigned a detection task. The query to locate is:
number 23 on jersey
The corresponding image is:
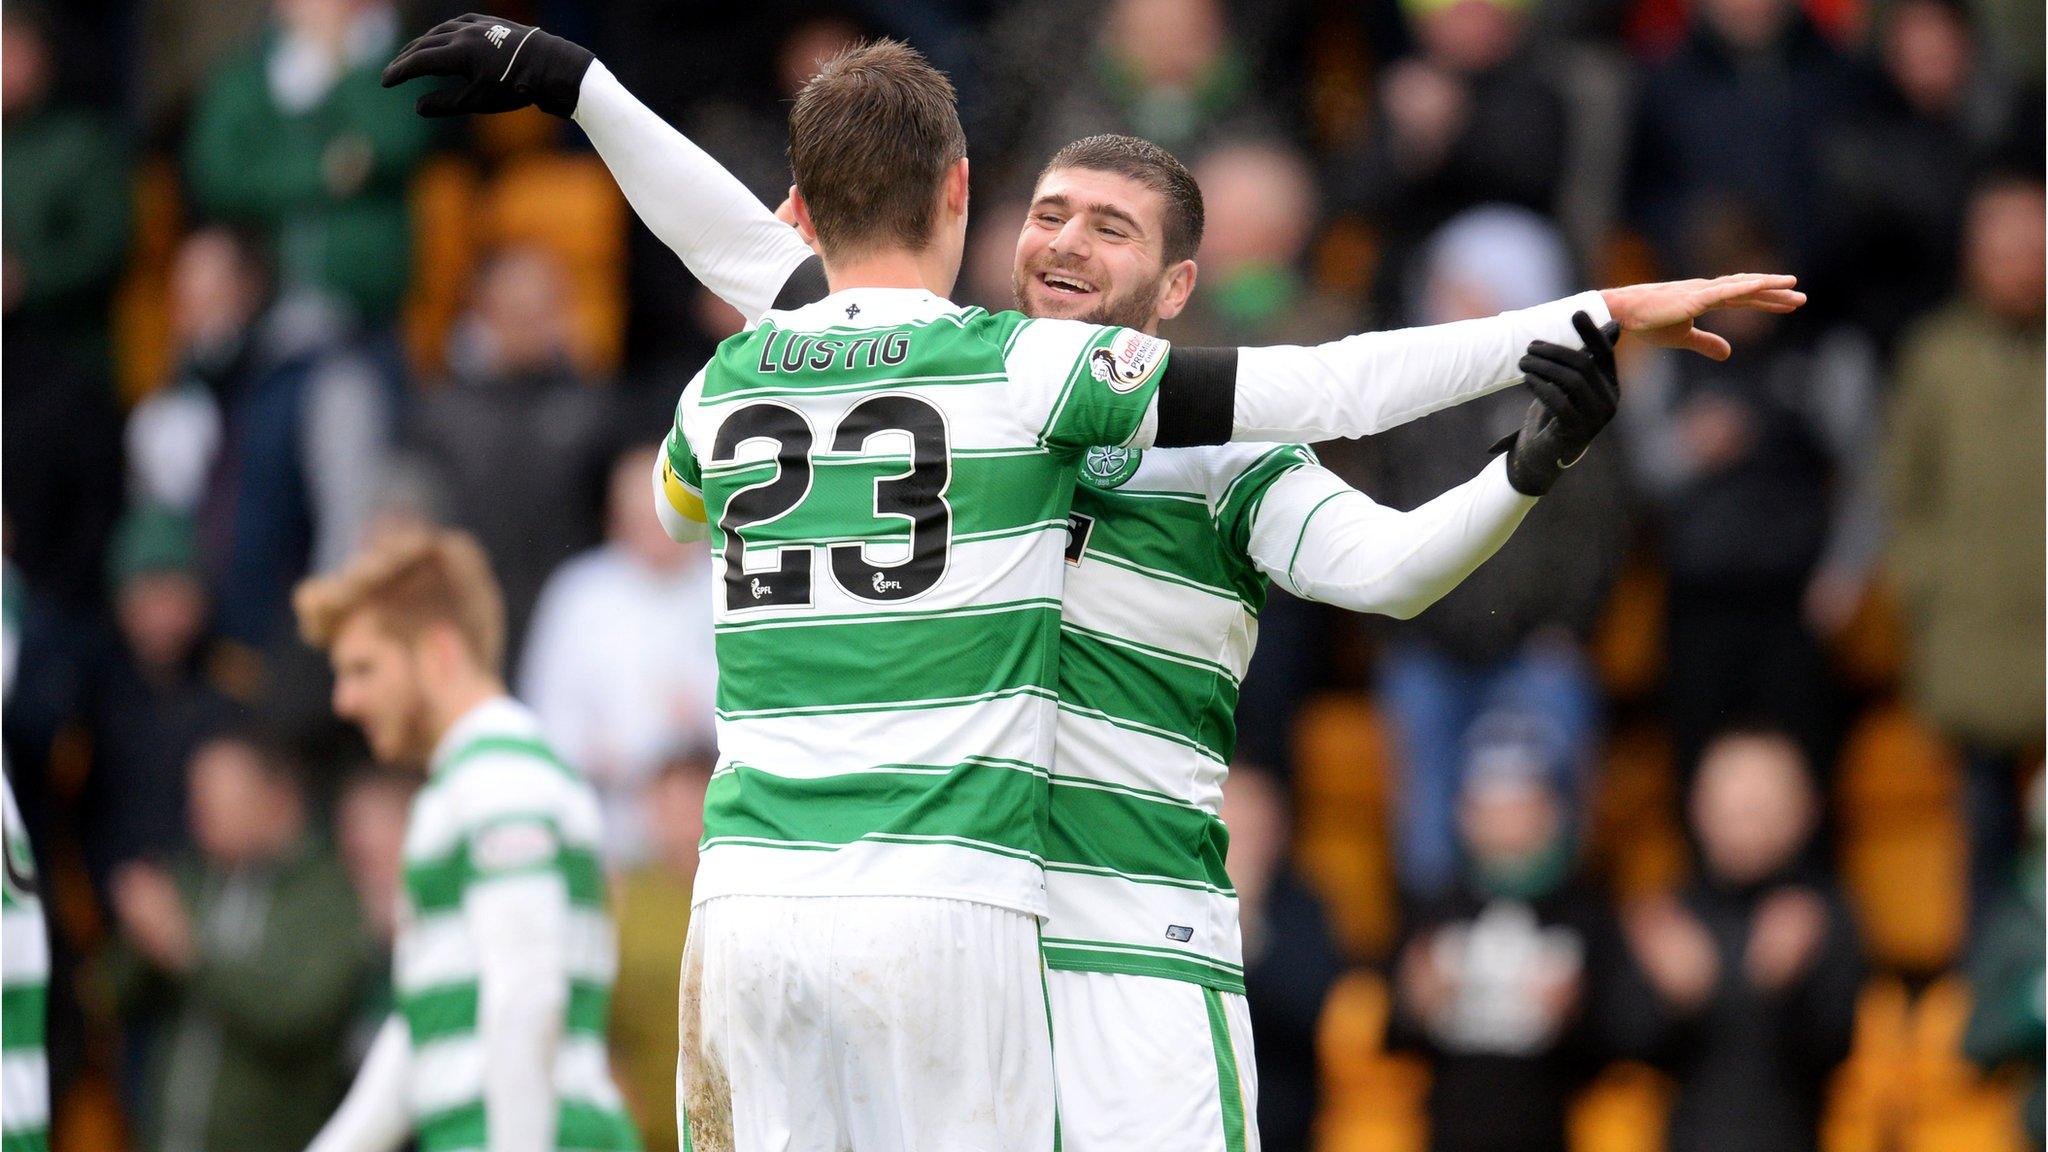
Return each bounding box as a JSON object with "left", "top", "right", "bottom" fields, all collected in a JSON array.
[{"left": 712, "top": 393, "right": 953, "bottom": 610}]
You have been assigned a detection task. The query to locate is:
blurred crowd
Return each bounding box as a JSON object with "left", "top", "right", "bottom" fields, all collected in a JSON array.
[{"left": 0, "top": 0, "right": 2041, "bottom": 1150}]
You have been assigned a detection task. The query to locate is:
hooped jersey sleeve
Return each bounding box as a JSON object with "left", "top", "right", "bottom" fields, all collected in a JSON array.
[
  {"left": 1206, "top": 443, "right": 1321, "bottom": 557},
  {"left": 986, "top": 314, "right": 1172, "bottom": 453}
]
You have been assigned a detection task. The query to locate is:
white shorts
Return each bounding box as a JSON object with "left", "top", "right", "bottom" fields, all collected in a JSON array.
[
  {"left": 1047, "top": 969, "right": 1260, "bottom": 1152},
  {"left": 679, "top": 894, "right": 1055, "bottom": 1152}
]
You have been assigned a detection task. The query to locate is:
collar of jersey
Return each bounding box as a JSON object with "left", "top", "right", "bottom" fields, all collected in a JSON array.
[
  {"left": 766, "top": 286, "right": 970, "bottom": 331},
  {"left": 428, "top": 694, "right": 540, "bottom": 776}
]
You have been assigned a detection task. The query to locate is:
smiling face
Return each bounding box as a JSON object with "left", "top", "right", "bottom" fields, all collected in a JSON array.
[{"left": 1013, "top": 166, "right": 1195, "bottom": 332}]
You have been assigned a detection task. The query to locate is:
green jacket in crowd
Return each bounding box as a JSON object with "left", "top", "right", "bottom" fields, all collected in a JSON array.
[
  {"left": 1, "top": 104, "right": 132, "bottom": 379},
  {"left": 1882, "top": 299, "right": 2047, "bottom": 751},
  {"left": 106, "top": 839, "right": 371, "bottom": 1152},
  {"left": 185, "top": 28, "right": 433, "bottom": 323}
]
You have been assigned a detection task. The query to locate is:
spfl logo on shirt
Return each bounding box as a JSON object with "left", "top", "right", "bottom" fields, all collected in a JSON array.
[
  {"left": 1080, "top": 445, "right": 1142, "bottom": 490},
  {"left": 1088, "top": 329, "right": 1168, "bottom": 393}
]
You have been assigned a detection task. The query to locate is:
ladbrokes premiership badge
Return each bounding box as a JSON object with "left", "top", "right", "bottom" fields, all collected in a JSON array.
[{"left": 1088, "top": 329, "right": 1168, "bottom": 393}]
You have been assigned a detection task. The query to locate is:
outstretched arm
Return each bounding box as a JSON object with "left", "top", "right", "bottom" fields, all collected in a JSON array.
[
  {"left": 1152, "top": 276, "right": 1801, "bottom": 448},
  {"left": 1218, "top": 290, "right": 1611, "bottom": 444},
  {"left": 571, "top": 64, "right": 818, "bottom": 324}
]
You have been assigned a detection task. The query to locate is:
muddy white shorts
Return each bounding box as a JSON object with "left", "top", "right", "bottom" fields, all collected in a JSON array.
[
  {"left": 1046, "top": 968, "right": 1260, "bottom": 1152},
  {"left": 679, "top": 894, "right": 1056, "bottom": 1152}
]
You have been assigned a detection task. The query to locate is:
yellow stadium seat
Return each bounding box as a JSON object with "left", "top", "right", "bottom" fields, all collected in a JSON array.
[
  {"left": 404, "top": 152, "right": 628, "bottom": 381},
  {"left": 113, "top": 156, "right": 186, "bottom": 406},
  {"left": 1823, "top": 975, "right": 2029, "bottom": 1152},
  {"left": 1825, "top": 976, "right": 1913, "bottom": 1152},
  {"left": 1588, "top": 723, "right": 1688, "bottom": 900},
  {"left": 1835, "top": 708, "right": 1967, "bottom": 973},
  {"left": 1903, "top": 977, "right": 2028, "bottom": 1152},
  {"left": 1590, "top": 557, "right": 1666, "bottom": 704},
  {"left": 1829, "top": 576, "right": 1907, "bottom": 695},
  {"left": 1292, "top": 695, "right": 1400, "bottom": 960},
  {"left": 480, "top": 153, "right": 627, "bottom": 375},
  {"left": 1570, "top": 1063, "right": 1674, "bottom": 1152},
  {"left": 403, "top": 156, "right": 483, "bottom": 378},
  {"left": 52, "top": 1069, "right": 125, "bottom": 1152},
  {"left": 473, "top": 105, "right": 561, "bottom": 159},
  {"left": 1314, "top": 970, "right": 1429, "bottom": 1152}
]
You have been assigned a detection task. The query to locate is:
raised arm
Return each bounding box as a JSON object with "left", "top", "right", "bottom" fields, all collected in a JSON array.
[
  {"left": 382, "top": 15, "right": 817, "bottom": 323},
  {"left": 571, "top": 63, "right": 819, "bottom": 323}
]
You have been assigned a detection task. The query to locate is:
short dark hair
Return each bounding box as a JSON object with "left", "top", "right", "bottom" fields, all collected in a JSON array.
[
  {"left": 1039, "top": 134, "right": 1206, "bottom": 266},
  {"left": 787, "top": 39, "right": 967, "bottom": 258}
]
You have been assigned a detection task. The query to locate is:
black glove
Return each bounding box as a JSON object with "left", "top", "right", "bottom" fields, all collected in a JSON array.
[
  {"left": 1494, "top": 311, "right": 1621, "bottom": 496},
  {"left": 381, "top": 14, "right": 594, "bottom": 119}
]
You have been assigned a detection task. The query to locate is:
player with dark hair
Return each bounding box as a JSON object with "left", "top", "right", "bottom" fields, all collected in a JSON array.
[{"left": 384, "top": 19, "right": 1802, "bottom": 1151}]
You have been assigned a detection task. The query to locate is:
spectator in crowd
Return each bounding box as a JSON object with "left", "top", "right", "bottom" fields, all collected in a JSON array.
[
  {"left": 1621, "top": 199, "right": 1878, "bottom": 777},
  {"left": 1358, "top": 206, "right": 1624, "bottom": 902},
  {"left": 1610, "top": 726, "right": 1863, "bottom": 1152},
  {"left": 2, "top": 2, "right": 132, "bottom": 382},
  {"left": 1388, "top": 713, "right": 1620, "bottom": 1152},
  {"left": 1962, "top": 770, "right": 2044, "bottom": 1150},
  {"left": 1023, "top": 0, "right": 1283, "bottom": 170},
  {"left": 183, "top": 0, "right": 432, "bottom": 325},
  {"left": 608, "top": 743, "right": 713, "bottom": 1152},
  {"left": 1818, "top": 0, "right": 2029, "bottom": 347},
  {"left": 1626, "top": 0, "right": 1871, "bottom": 277},
  {"left": 1, "top": 3, "right": 130, "bottom": 612},
  {"left": 411, "top": 245, "right": 621, "bottom": 661},
  {"left": 126, "top": 225, "right": 391, "bottom": 648},
  {"left": 518, "top": 444, "right": 717, "bottom": 866},
  {"left": 1337, "top": 0, "right": 1571, "bottom": 302},
  {"left": 1882, "top": 173, "right": 2045, "bottom": 913},
  {"left": 332, "top": 765, "right": 410, "bottom": 952},
  {"left": 1167, "top": 139, "right": 1354, "bottom": 347},
  {"left": 103, "top": 730, "right": 369, "bottom": 1152},
  {"left": 71, "top": 507, "right": 243, "bottom": 904},
  {"left": 134, "top": 0, "right": 271, "bottom": 136},
  {"left": 1223, "top": 762, "right": 1345, "bottom": 1152},
  {"left": 330, "top": 765, "right": 414, "bottom": 1067}
]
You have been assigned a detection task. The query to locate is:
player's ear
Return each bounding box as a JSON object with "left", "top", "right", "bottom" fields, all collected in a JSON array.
[
  {"left": 1155, "top": 259, "right": 1199, "bottom": 322},
  {"left": 788, "top": 187, "right": 821, "bottom": 248},
  {"left": 941, "top": 156, "right": 970, "bottom": 220}
]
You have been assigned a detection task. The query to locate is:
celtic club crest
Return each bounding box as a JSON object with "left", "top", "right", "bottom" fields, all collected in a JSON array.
[{"left": 1081, "top": 445, "right": 1142, "bottom": 488}]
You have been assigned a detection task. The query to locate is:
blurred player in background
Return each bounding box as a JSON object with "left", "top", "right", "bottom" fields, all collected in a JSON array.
[
  {"left": 293, "top": 531, "right": 639, "bottom": 1152},
  {"left": 3, "top": 767, "right": 49, "bottom": 1152},
  {"left": 384, "top": 17, "right": 1800, "bottom": 1152}
]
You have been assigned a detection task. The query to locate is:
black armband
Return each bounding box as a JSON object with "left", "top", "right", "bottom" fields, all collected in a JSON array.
[
  {"left": 1153, "top": 346, "right": 1238, "bottom": 447},
  {"left": 771, "top": 255, "right": 829, "bottom": 312}
]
